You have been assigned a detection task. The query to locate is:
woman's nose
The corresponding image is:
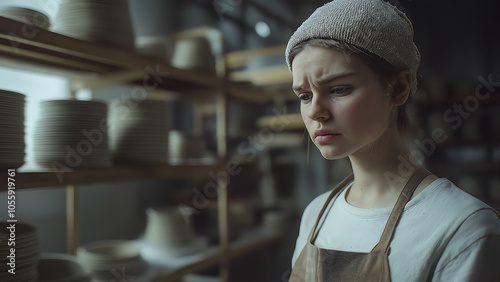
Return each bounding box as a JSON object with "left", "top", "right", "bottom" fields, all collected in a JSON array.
[{"left": 307, "top": 95, "right": 331, "bottom": 121}]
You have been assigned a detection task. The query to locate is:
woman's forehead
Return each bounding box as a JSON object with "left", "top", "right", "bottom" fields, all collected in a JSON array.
[{"left": 291, "top": 46, "right": 368, "bottom": 87}]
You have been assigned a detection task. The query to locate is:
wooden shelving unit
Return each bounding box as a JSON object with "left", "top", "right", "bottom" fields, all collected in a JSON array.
[
  {"left": 1, "top": 163, "right": 223, "bottom": 191},
  {"left": 152, "top": 229, "right": 282, "bottom": 282},
  {"left": 0, "top": 16, "right": 272, "bottom": 104},
  {"left": 0, "top": 16, "right": 283, "bottom": 281},
  {"left": 225, "top": 44, "right": 296, "bottom": 103}
]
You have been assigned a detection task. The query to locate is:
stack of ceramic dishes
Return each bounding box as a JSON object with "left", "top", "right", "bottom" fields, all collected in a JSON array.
[
  {"left": 0, "top": 7, "right": 50, "bottom": 29},
  {"left": 171, "top": 37, "right": 216, "bottom": 74},
  {"left": 109, "top": 99, "right": 169, "bottom": 164},
  {"left": 0, "top": 90, "right": 26, "bottom": 169},
  {"left": 38, "top": 253, "right": 91, "bottom": 282},
  {"left": 0, "top": 222, "right": 38, "bottom": 282},
  {"left": 168, "top": 130, "right": 206, "bottom": 160},
  {"left": 34, "top": 100, "right": 111, "bottom": 168},
  {"left": 52, "top": 0, "right": 135, "bottom": 50},
  {"left": 77, "top": 240, "right": 147, "bottom": 280}
]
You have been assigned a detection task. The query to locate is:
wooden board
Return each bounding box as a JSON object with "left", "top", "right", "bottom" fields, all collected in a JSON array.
[{"left": 0, "top": 163, "right": 224, "bottom": 191}]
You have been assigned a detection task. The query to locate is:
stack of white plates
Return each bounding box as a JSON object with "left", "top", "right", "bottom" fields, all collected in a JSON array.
[
  {"left": 0, "top": 90, "right": 26, "bottom": 169},
  {"left": 77, "top": 240, "right": 147, "bottom": 281},
  {"left": 52, "top": 0, "right": 135, "bottom": 50},
  {"left": 0, "top": 222, "right": 38, "bottom": 282},
  {"left": 34, "top": 100, "right": 111, "bottom": 168},
  {"left": 38, "top": 253, "right": 91, "bottom": 282},
  {"left": 109, "top": 99, "right": 169, "bottom": 164},
  {"left": 0, "top": 7, "right": 50, "bottom": 29}
]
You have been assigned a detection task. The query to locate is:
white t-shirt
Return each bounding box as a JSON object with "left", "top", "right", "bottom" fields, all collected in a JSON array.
[{"left": 292, "top": 178, "right": 500, "bottom": 281}]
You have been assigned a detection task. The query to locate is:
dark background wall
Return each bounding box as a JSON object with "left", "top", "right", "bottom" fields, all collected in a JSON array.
[{"left": 129, "top": 0, "right": 500, "bottom": 82}]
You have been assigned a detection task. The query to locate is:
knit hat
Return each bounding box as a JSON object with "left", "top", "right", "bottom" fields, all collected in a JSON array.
[{"left": 285, "top": 0, "right": 420, "bottom": 94}]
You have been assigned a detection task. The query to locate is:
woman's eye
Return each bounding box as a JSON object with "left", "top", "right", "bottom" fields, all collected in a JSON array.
[
  {"left": 329, "top": 86, "right": 352, "bottom": 96},
  {"left": 298, "top": 93, "right": 312, "bottom": 101}
]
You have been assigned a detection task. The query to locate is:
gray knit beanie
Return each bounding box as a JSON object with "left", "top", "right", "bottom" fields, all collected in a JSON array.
[{"left": 285, "top": 0, "right": 420, "bottom": 94}]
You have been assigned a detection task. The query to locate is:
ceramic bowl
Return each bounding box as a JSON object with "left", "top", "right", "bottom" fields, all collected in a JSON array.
[
  {"left": 77, "top": 240, "right": 147, "bottom": 280},
  {"left": 171, "top": 37, "right": 216, "bottom": 74},
  {"left": 0, "top": 7, "right": 50, "bottom": 29},
  {"left": 135, "top": 35, "right": 173, "bottom": 62},
  {"left": 38, "top": 253, "right": 90, "bottom": 282}
]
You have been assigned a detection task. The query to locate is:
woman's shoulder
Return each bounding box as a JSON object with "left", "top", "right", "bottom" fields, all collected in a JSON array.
[
  {"left": 302, "top": 190, "right": 333, "bottom": 221},
  {"left": 424, "top": 178, "right": 498, "bottom": 213},
  {"left": 416, "top": 177, "right": 500, "bottom": 234}
]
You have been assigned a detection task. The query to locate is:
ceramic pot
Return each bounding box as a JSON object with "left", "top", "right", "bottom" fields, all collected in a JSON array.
[{"left": 143, "top": 206, "right": 196, "bottom": 247}]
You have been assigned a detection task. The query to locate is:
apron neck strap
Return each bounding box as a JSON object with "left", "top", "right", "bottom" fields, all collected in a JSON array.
[
  {"left": 310, "top": 173, "right": 354, "bottom": 243},
  {"left": 372, "top": 168, "right": 432, "bottom": 254}
]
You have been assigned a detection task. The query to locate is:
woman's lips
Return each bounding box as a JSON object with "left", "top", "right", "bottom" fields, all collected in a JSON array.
[
  {"left": 315, "top": 133, "right": 341, "bottom": 144},
  {"left": 314, "top": 129, "right": 341, "bottom": 144}
]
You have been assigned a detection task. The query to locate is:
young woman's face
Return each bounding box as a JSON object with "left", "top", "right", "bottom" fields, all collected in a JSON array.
[{"left": 292, "top": 45, "right": 395, "bottom": 160}]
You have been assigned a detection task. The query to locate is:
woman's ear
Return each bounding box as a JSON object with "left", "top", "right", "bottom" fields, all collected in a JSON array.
[{"left": 389, "top": 70, "right": 411, "bottom": 106}]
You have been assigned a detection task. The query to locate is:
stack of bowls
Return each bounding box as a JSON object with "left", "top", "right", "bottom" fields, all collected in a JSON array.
[
  {"left": 0, "top": 90, "right": 26, "bottom": 169},
  {"left": 52, "top": 0, "right": 135, "bottom": 50},
  {"left": 168, "top": 130, "right": 206, "bottom": 160},
  {"left": 38, "top": 253, "right": 90, "bottom": 282},
  {"left": 0, "top": 7, "right": 50, "bottom": 29},
  {"left": 109, "top": 99, "right": 169, "bottom": 164},
  {"left": 77, "top": 240, "right": 147, "bottom": 280},
  {"left": 0, "top": 222, "right": 38, "bottom": 282},
  {"left": 171, "top": 37, "right": 216, "bottom": 74},
  {"left": 34, "top": 100, "right": 111, "bottom": 168}
]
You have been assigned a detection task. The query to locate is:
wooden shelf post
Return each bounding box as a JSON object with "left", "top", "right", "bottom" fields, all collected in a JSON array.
[
  {"left": 66, "top": 184, "right": 78, "bottom": 255},
  {"left": 216, "top": 92, "right": 229, "bottom": 282}
]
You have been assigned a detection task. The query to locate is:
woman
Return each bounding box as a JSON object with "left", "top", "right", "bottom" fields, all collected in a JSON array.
[{"left": 285, "top": 0, "right": 500, "bottom": 281}]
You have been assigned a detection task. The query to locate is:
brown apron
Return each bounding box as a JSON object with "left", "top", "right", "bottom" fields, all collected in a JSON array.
[{"left": 290, "top": 168, "right": 432, "bottom": 282}]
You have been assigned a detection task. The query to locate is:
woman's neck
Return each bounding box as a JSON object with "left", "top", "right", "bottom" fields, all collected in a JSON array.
[{"left": 346, "top": 128, "right": 423, "bottom": 208}]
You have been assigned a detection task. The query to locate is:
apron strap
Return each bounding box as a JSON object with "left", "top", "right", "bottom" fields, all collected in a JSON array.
[
  {"left": 310, "top": 173, "right": 354, "bottom": 243},
  {"left": 372, "top": 168, "right": 432, "bottom": 254}
]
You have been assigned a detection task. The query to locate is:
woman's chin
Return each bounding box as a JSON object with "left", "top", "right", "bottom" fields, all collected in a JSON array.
[{"left": 319, "top": 148, "right": 349, "bottom": 160}]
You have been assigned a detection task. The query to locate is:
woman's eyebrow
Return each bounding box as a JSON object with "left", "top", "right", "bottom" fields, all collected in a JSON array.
[{"left": 292, "top": 72, "right": 357, "bottom": 91}]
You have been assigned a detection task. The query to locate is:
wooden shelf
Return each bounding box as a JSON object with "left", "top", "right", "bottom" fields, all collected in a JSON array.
[
  {"left": 151, "top": 229, "right": 283, "bottom": 282},
  {"left": 225, "top": 45, "right": 286, "bottom": 69},
  {"left": 1, "top": 162, "right": 224, "bottom": 191},
  {"left": 0, "top": 16, "right": 270, "bottom": 104},
  {"left": 230, "top": 65, "right": 291, "bottom": 87},
  {"left": 257, "top": 113, "right": 304, "bottom": 131},
  {"left": 225, "top": 44, "right": 293, "bottom": 102}
]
